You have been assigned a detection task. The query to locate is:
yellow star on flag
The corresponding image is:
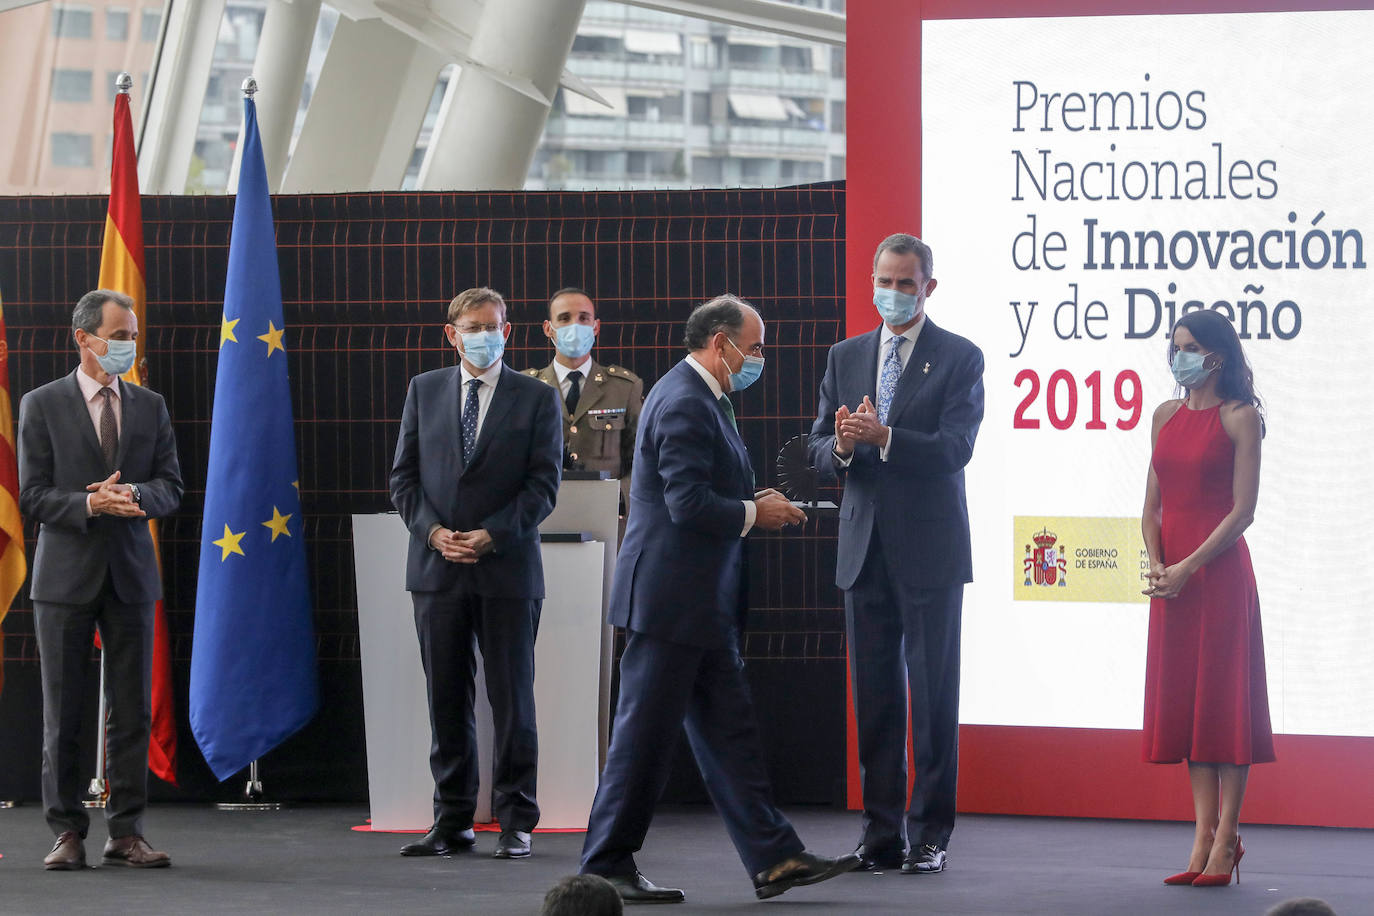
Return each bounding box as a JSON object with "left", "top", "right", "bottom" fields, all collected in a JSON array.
[
  {"left": 257, "top": 321, "right": 286, "bottom": 357},
  {"left": 261, "top": 506, "right": 293, "bottom": 542},
  {"left": 220, "top": 315, "right": 239, "bottom": 347},
  {"left": 213, "top": 524, "right": 246, "bottom": 560}
]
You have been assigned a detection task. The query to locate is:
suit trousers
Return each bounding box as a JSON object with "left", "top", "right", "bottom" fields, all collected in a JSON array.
[
  {"left": 846, "top": 528, "right": 964, "bottom": 852},
  {"left": 580, "top": 629, "right": 804, "bottom": 878},
  {"left": 411, "top": 589, "right": 541, "bottom": 834},
  {"left": 33, "top": 574, "right": 154, "bottom": 839}
]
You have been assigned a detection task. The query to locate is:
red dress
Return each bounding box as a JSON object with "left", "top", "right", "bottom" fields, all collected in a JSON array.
[{"left": 1142, "top": 403, "right": 1275, "bottom": 765}]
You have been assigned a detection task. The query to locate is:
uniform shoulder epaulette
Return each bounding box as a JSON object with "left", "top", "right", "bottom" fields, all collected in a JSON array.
[{"left": 603, "top": 364, "right": 640, "bottom": 382}]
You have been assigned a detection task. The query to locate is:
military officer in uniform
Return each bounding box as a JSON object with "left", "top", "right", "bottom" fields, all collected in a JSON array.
[{"left": 525, "top": 288, "right": 642, "bottom": 507}]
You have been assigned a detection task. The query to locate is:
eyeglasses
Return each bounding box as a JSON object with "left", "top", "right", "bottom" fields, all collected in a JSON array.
[{"left": 452, "top": 322, "right": 503, "bottom": 334}]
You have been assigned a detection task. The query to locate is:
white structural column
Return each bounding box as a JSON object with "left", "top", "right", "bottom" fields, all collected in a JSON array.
[
  {"left": 417, "top": 0, "right": 587, "bottom": 190},
  {"left": 226, "top": 0, "right": 323, "bottom": 193},
  {"left": 138, "top": 0, "right": 229, "bottom": 193},
  {"left": 280, "top": 17, "right": 446, "bottom": 192}
]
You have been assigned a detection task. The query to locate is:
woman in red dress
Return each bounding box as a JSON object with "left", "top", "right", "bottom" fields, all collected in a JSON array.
[{"left": 1141, "top": 309, "right": 1274, "bottom": 888}]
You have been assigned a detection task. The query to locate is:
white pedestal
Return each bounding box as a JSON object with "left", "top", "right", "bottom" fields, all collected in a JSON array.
[{"left": 353, "top": 490, "right": 613, "bottom": 830}]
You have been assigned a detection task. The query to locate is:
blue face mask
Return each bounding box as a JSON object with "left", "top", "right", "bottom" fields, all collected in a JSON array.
[
  {"left": 460, "top": 329, "right": 505, "bottom": 370},
  {"left": 873, "top": 286, "right": 922, "bottom": 326},
  {"left": 1171, "top": 349, "right": 1215, "bottom": 388},
  {"left": 725, "top": 337, "right": 765, "bottom": 392},
  {"left": 553, "top": 323, "right": 595, "bottom": 360},
  {"left": 91, "top": 335, "right": 137, "bottom": 376}
]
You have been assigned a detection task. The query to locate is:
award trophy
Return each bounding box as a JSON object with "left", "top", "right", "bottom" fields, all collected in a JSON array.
[{"left": 774, "top": 435, "right": 839, "bottom": 516}]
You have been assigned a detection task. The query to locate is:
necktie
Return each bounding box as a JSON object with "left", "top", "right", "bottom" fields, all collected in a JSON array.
[
  {"left": 565, "top": 369, "right": 583, "bottom": 416},
  {"left": 461, "top": 379, "right": 481, "bottom": 460},
  {"left": 877, "top": 336, "right": 904, "bottom": 425},
  {"left": 98, "top": 387, "right": 118, "bottom": 469},
  {"left": 717, "top": 394, "right": 737, "bottom": 431}
]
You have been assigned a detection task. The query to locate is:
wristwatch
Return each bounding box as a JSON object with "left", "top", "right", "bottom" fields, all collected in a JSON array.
[{"left": 128, "top": 483, "right": 142, "bottom": 504}]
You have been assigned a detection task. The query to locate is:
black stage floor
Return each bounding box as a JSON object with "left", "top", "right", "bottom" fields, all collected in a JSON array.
[{"left": 1, "top": 804, "right": 1368, "bottom": 914}]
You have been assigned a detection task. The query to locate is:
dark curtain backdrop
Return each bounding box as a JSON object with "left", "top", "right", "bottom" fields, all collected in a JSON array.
[{"left": 0, "top": 184, "right": 848, "bottom": 806}]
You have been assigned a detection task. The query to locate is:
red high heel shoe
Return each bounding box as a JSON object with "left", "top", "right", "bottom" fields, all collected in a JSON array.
[
  {"left": 1162, "top": 870, "right": 1201, "bottom": 885},
  {"left": 1191, "top": 837, "right": 1244, "bottom": 887}
]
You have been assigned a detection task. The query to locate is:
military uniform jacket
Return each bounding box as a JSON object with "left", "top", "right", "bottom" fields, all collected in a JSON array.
[{"left": 526, "top": 359, "right": 642, "bottom": 500}]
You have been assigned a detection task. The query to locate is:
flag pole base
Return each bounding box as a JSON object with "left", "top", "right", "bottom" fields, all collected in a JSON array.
[
  {"left": 215, "top": 761, "right": 283, "bottom": 811},
  {"left": 83, "top": 778, "right": 108, "bottom": 808}
]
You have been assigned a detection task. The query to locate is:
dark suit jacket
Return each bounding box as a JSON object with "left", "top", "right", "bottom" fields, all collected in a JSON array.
[
  {"left": 389, "top": 364, "right": 562, "bottom": 599},
  {"left": 18, "top": 369, "right": 183, "bottom": 605},
  {"left": 609, "top": 359, "right": 753, "bottom": 650},
  {"left": 808, "top": 319, "right": 984, "bottom": 591}
]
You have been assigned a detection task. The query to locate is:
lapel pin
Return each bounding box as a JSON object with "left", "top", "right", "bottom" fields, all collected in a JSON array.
[{"left": 923, "top": 362, "right": 931, "bottom": 375}]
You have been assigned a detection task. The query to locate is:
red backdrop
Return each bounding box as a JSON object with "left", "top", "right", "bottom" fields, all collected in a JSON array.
[{"left": 844, "top": 0, "right": 1374, "bottom": 828}]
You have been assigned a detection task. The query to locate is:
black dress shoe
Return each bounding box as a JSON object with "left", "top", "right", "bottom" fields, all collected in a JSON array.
[
  {"left": 753, "top": 850, "right": 862, "bottom": 900},
  {"left": 901, "top": 844, "right": 947, "bottom": 874},
  {"left": 604, "top": 871, "right": 686, "bottom": 904},
  {"left": 493, "top": 830, "right": 531, "bottom": 859},
  {"left": 853, "top": 843, "right": 904, "bottom": 871},
  {"left": 399, "top": 826, "right": 476, "bottom": 857}
]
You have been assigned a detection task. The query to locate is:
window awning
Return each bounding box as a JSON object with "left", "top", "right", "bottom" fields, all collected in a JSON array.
[
  {"left": 564, "top": 87, "right": 628, "bottom": 117},
  {"left": 728, "top": 92, "right": 789, "bottom": 122},
  {"left": 727, "top": 30, "right": 780, "bottom": 47},
  {"left": 623, "top": 29, "right": 682, "bottom": 55}
]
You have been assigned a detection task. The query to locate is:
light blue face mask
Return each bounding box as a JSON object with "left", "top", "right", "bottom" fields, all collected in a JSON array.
[
  {"left": 554, "top": 323, "right": 596, "bottom": 360},
  {"left": 873, "top": 286, "right": 922, "bottom": 326},
  {"left": 726, "top": 337, "right": 765, "bottom": 392},
  {"left": 91, "top": 335, "right": 137, "bottom": 376},
  {"left": 1171, "top": 349, "right": 1215, "bottom": 388},
  {"left": 460, "top": 329, "right": 505, "bottom": 369}
]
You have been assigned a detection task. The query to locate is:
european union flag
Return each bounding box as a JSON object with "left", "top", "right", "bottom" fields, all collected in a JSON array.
[{"left": 190, "top": 92, "right": 318, "bottom": 781}]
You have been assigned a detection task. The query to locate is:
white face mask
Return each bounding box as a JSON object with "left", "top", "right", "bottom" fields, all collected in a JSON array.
[{"left": 90, "top": 335, "right": 137, "bottom": 375}]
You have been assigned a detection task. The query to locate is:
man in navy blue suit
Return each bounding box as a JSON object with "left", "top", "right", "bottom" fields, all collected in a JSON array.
[
  {"left": 580, "top": 295, "right": 860, "bottom": 904},
  {"left": 390, "top": 287, "right": 562, "bottom": 861},
  {"left": 809, "top": 234, "right": 984, "bottom": 875}
]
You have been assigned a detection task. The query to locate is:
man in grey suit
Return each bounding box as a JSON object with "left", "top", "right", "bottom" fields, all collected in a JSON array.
[
  {"left": 18, "top": 289, "right": 183, "bottom": 870},
  {"left": 809, "top": 234, "right": 984, "bottom": 875}
]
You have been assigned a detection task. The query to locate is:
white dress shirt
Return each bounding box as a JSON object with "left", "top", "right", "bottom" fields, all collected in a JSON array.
[
  {"left": 76, "top": 368, "right": 122, "bottom": 516},
  {"left": 684, "top": 355, "right": 756, "bottom": 537},
  {"left": 460, "top": 359, "right": 503, "bottom": 441},
  {"left": 553, "top": 355, "right": 593, "bottom": 402},
  {"left": 838, "top": 314, "right": 926, "bottom": 466}
]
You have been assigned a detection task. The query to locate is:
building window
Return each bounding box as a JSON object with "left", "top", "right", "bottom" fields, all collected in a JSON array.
[
  {"left": 829, "top": 155, "right": 845, "bottom": 179},
  {"left": 140, "top": 7, "right": 161, "bottom": 41},
  {"left": 106, "top": 8, "right": 129, "bottom": 40},
  {"left": 830, "top": 99, "right": 845, "bottom": 134},
  {"left": 691, "top": 156, "right": 724, "bottom": 184},
  {"left": 830, "top": 45, "right": 845, "bottom": 78},
  {"left": 780, "top": 45, "right": 813, "bottom": 72},
  {"left": 51, "top": 69, "right": 93, "bottom": 103},
  {"left": 688, "top": 37, "right": 716, "bottom": 70},
  {"left": 52, "top": 5, "right": 94, "bottom": 38},
  {"left": 691, "top": 91, "right": 711, "bottom": 126},
  {"left": 51, "top": 133, "right": 94, "bottom": 167}
]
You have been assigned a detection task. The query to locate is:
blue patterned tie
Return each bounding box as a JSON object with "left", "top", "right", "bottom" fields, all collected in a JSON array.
[
  {"left": 877, "top": 336, "right": 904, "bottom": 425},
  {"left": 461, "top": 378, "right": 481, "bottom": 460}
]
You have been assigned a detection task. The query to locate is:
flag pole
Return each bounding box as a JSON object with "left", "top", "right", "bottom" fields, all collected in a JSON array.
[
  {"left": 84, "top": 653, "right": 109, "bottom": 808},
  {"left": 214, "top": 758, "right": 281, "bottom": 811}
]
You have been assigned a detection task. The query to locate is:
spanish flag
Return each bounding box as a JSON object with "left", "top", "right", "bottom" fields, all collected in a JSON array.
[
  {"left": 0, "top": 293, "right": 25, "bottom": 697},
  {"left": 99, "top": 77, "right": 177, "bottom": 784}
]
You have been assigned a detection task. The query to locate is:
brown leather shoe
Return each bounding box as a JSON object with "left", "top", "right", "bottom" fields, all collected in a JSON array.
[
  {"left": 101, "top": 835, "right": 171, "bottom": 868},
  {"left": 44, "top": 831, "right": 86, "bottom": 870}
]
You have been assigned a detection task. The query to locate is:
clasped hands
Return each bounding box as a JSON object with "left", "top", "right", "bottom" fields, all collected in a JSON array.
[
  {"left": 1142, "top": 560, "right": 1194, "bottom": 600},
  {"left": 430, "top": 526, "right": 494, "bottom": 564},
  {"left": 86, "top": 471, "right": 145, "bottom": 518},
  {"left": 833, "top": 396, "right": 889, "bottom": 458}
]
